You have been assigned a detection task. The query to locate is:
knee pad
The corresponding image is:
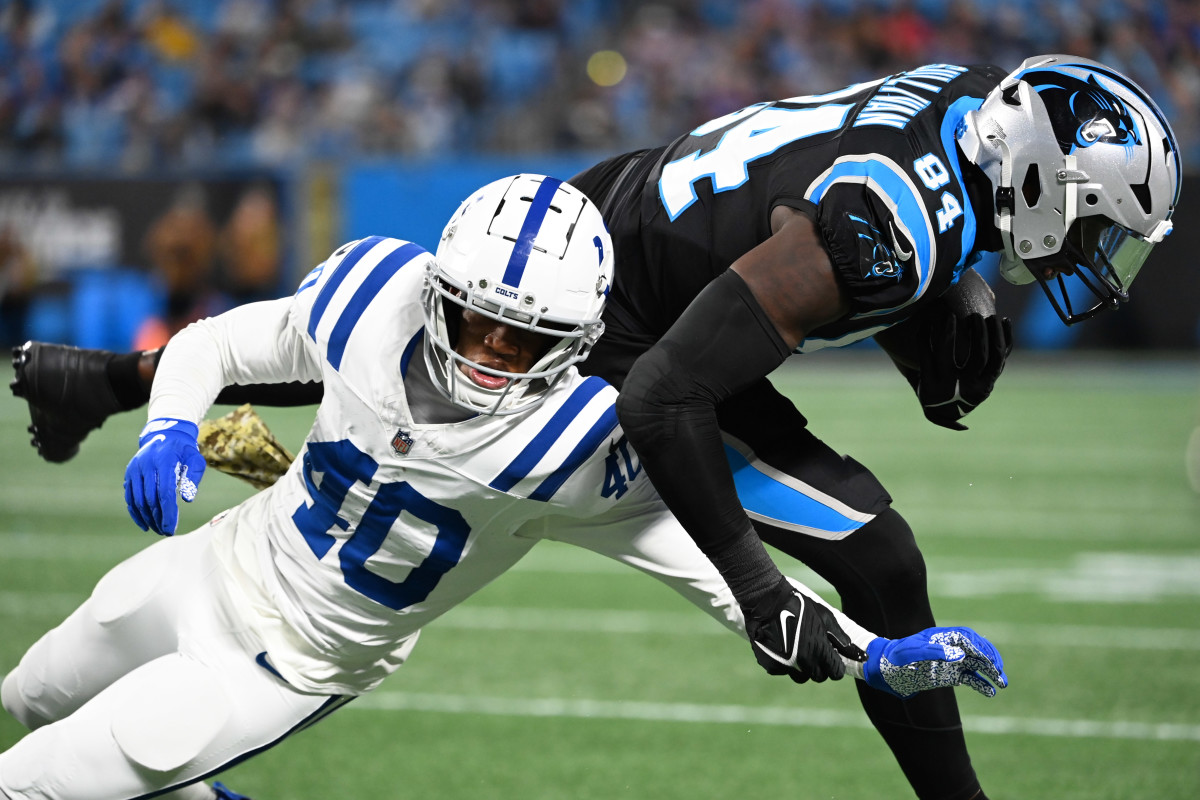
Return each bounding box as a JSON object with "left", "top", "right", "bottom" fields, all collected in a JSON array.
[
  {"left": 855, "top": 509, "right": 927, "bottom": 595},
  {"left": 111, "top": 657, "right": 231, "bottom": 773},
  {"left": 1, "top": 657, "right": 54, "bottom": 734},
  {"left": 1, "top": 667, "right": 50, "bottom": 731}
]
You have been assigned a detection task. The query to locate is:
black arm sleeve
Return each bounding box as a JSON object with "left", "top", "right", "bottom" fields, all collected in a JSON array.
[
  {"left": 214, "top": 381, "right": 325, "bottom": 407},
  {"left": 616, "top": 269, "right": 792, "bottom": 608}
]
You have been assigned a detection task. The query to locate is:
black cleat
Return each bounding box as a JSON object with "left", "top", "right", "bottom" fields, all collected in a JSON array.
[{"left": 9, "top": 341, "right": 124, "bottom": 463}]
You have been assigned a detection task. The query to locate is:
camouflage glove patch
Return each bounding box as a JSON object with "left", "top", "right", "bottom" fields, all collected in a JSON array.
[{"left": 198, "top": 404, "right": 295, "bottom": 490}]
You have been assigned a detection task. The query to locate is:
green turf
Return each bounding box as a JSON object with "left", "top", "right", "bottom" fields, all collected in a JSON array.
[{"left": 1, "top": 352, "right": 1198, "bottom": 799}]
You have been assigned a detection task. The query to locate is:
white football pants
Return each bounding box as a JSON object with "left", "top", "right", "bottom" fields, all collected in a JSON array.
[{"left": 0, "top": 524, "right": 349, "bottom": 800}]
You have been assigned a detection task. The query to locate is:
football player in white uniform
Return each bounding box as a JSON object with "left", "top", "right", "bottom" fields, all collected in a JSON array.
[{"left": 0, "top": 175, "right": 1005, "bottom": 799}]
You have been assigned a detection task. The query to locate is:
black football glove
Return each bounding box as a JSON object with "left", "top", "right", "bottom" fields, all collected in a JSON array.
[
  {"left": 743, "top": 576, "right": 866, "bottom": 684},
  {"left": 914, "top": 311, "right": 1013, "bottom": 431}
]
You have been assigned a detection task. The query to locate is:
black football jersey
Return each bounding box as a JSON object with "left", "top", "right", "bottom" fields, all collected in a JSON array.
[{"left": 597, "top": 63, "right": 1008, "bottom": 351}]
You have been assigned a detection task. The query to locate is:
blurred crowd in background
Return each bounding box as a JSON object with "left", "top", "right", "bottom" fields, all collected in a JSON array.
[
  {"left": 1, "top": 0, "right": 1198, "bottom": 353},
  {"left": 1, "top": 0, "right": 1197, "bottom": 169}
]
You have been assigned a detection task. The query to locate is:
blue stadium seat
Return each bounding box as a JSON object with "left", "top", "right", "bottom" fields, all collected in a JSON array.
[
  {"left": 485, "top": 30, "right": 558, "bottom": 102},
  {"left": 24, "top": 268, "right": 162, "bottom": 350},
  {"left": 69, "top": 268, "right": 162, "bottom": 351}
]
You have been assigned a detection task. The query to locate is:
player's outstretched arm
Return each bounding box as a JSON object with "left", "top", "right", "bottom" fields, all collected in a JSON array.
[
  {"left": 777, "top": 577, "right": 1008, "bottom": 697},
  {"left": 616, "top": 210, "right": 852, "bottom": 683},
  {"left": 122, "top": 298, "right": 319, "bottom": 534},
  {"left": 778, "top": 578, "right": 1008, "bottom": 697},
  {"left": 545, "top": 505, "right": 1006, "bottom": 694}
]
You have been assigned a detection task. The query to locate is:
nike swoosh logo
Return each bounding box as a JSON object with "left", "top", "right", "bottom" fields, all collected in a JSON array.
[
  {"left": 752, "top": 592, "right": 805, "bottom": 668},
  {"left": 139, "top": 419, "right": 180, "bottom": 437},
  {"left": 256, "top": 651, "right": 288, "bottom": 683},
  {"left": 888, "top": 221, "right": 913, "bottom": 262},
  {"left": 134, "top": 434, "right": 166, "bottom": 456}
]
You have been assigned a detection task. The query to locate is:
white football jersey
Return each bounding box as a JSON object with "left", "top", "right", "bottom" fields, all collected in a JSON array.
[
  {"left": 149, "top": 235, "right": 875, "bottom": 695},
  {"left": 158, "top": 237, "right": 661, "bottom": 694}
]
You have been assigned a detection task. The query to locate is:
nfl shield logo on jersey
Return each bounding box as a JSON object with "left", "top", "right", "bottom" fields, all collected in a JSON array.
[{"left": 391, "top": 429, "right": 415, "bottom": 456}]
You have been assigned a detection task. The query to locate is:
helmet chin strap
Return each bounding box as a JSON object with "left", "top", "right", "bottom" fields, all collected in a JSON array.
[
  {"left": 991, "top": 136, "right": 1032, "bottom": 285},
  {"left": 1062, "top": 153, "right": 1079, "bottom": 231},
  {"left": 956, "top": 109, "right": 1028, "bottom": 284}
]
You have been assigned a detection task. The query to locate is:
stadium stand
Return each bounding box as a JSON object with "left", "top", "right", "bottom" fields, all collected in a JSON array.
[{"left": 0, "top": 0, "right": 1194, "bottom": 167}]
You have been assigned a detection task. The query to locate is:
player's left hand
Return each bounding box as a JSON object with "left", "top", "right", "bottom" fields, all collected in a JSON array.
[
  {"left": 863, "top": 626, "right": 1008, "bottom": 699},
  {"left": 124, "top": 418, "right": 206, "bottom": 535},
  {"left": 916, "top": 312, "right": 1013, "bottom": 431}
]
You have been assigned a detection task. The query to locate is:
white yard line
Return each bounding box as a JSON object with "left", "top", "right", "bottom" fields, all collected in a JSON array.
[
  {"left": 0, "top": 667, "right": 1192, "bottom": 743},
  {"left": 353, "top": 691, "right": 1200, "bottom": 743},
  {"left": 7, "top": 596, "right": 1200, "bottom": 652},
  {"left": 429, "top": 606, "right": 1200, "bottom": 652}
]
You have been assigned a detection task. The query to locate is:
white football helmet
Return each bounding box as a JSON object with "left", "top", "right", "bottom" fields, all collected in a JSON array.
[
  {"left": 957, "top": 54, "right": 1180, "bottom": 324},
  {"left": 422, "top": 174, "right": 613, "bottom": 415}
]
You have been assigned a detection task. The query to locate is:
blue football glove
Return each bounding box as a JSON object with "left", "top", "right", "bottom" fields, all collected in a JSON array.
[
  {"left": 123, "top": 418, "right": 206, "bottom": 535},
  {"left": 864, "top": 626, "right": 1008, "bottom": 699}
]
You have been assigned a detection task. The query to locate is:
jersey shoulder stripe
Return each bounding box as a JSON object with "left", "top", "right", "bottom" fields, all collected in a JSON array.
[
  {"left": 298, "top": 237, "right": 430, "bottom": 372},
  {"left": 306, "top": 236, "right": 385, "bottom": 337},
  {"left": 805, "top": 154, "right": 935, "bottom": 317},
  {"left": 528, "top": 402, "right": 619, "bottom": 501},
  {"left": 488, "top": 376, "right": 616, "bottom": 499},
  {"left": 325, "top": 242, "right": 425, "bottom": 369}
]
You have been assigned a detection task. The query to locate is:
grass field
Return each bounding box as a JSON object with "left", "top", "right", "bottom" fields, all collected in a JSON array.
[{"left": 1, "top": 352, "right": 1198, "bottom": 799}]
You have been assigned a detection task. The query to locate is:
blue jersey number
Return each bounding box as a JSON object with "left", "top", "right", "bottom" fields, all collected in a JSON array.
[
  {"left": 601, "top": 435, "right": 642, "bottom": 499},
  {"left": 291, "top": 440, "right": 470, "bottom": 610}
]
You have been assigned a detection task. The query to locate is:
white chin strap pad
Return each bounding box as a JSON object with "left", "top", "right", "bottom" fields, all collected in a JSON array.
[{"left": 998, "top": 253, "right": 1037, "bottom": 285}]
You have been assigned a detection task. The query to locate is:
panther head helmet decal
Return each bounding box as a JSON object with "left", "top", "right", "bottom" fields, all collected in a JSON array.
[{"left": 1026, "top": 72, "right": 1141, "bottom": 155}]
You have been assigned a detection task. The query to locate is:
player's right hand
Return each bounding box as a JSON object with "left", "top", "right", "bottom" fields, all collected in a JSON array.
[
  {"left": 743, "top": 576, "right": 864, "bottom": 684},
  {"left": 124, "top": 418, "right": 206, "bottom": 535}
]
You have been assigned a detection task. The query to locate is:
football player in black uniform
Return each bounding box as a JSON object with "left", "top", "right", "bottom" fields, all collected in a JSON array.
[
  {"left": 567, "top": 54, "right": 1179, "bottom": 800},
  {"left": 9, "top": 55, "right": 1180, "bottom": 800}
]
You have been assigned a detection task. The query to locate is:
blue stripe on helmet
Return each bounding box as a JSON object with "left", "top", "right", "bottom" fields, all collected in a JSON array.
[{"left": 501, "top": 177, "right": 563, "bottom": 288}]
